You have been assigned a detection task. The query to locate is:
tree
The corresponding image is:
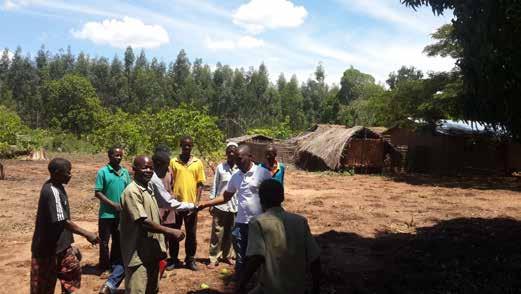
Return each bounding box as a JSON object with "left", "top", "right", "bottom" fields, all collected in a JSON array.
[
  {"left": 41, "top": 74, "right": 104, "bottom": 136},
  {"left": 150, "top": 105, "right": 224, "bottom": 158},
  {"left": 386, "top": 66, "right": 424, "bottom": 89},
  {"left": 337, "top": 66, "right": 376, "bottom": 104},
  {"left": 124, "top": 46, "right": 135, "bottom": 106},
  {"left": 171, "top": 49, "right": 191, "bottom": 104},
  {"left": 280, "top": 75, "right": 305, "bottom": 130},
  {"left": 402, "top": 0, "right": 521, "bottom": 140},
  {"left": 75, "top": 52, "right": 90, "bottom": 76},
  {"left": 92, "top": 110, "right": 149, "bottom": 155},
  {"left": 424, "top": 23, "right": 462, "bottom": 59}
]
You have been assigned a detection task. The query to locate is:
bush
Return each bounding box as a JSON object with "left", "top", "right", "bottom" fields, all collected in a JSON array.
[
  {"left": 91, "top": 105, "right": 224, "bottom": 157},
  {"left": 150, "top": 105, "right": 224, "bottom": 157},
  {"left": 0, "top": 105, "right": 28, "bottom": 145},
  {"left": 247, "top": 116, "right": 293, "bottom": 139},
  {"left": 44, "top": 132, "right": 98, "bottom": 153},
  {"left": 91, "top": 110, "right": 150, "bottom": 156}
]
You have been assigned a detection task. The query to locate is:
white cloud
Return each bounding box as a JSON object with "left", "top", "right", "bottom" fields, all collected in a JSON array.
[
  {"left": 233, "top": 0, "right": 308, "bottom": 34},
  {"left": 336, "top": 0, "right": 451, "bottom": 34},
  {"left": 71, "top": 17, "right": 169, "bottom": 49},
  {"left": 206, "top": 35, "right": 265, "bottom": 50},
  {"left": 1, "top": 0, "right": 43, "bottom": 10},
  {"left": 295, "top": 34, "right": 456, "bottom": 84}
]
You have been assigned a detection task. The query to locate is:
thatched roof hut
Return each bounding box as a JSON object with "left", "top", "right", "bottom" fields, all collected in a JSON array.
[{"left": 295, "top": 125, "right": 392, "bottom": 171}]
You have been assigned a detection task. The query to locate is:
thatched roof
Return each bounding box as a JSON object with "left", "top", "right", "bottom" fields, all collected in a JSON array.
[
  {"left": 227, "top": 134, "right": 274, "bottom": 144},
  {"left": 296, "top": 125, "right": 381, "bottom": 170}
]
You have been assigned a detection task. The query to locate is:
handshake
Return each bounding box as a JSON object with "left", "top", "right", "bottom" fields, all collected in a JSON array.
[{"left": 194, "top": 200, "right": 212, "bottom": 211}]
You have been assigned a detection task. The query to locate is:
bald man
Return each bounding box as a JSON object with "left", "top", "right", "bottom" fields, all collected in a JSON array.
[
  {"left": 199, "top": 145, "right": 272, "bottom": 280},
  {"left": 119, "top": 156, "right": 185, "bottom": 294}
]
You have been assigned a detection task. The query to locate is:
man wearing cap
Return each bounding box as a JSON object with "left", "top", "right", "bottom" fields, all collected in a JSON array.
[{"left": 207, "top": 142, "right": 239, "bottom": 268}]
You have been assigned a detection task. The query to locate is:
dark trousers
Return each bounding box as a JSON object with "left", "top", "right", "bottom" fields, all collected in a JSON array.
[
  {"left": 98, "top": 218, "right": 121, "bottom": 270},
  {"left": 232, "top": 223, "right": 249, "bottom": 279},
  {"left": 171, "top": 211, "right": 198, "bottom": 262}
]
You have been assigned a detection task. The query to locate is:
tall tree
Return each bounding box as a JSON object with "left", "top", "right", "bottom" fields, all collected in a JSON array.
[
  {"left": 124, "top": 46, "right": 135, "bottom": 107},
  {"left": 403, "top": 0, "right": 521, "bottom": 140},
  {"left": 386, "top": 66, "right": 424, "bottom": 90},
  {"left": 41, "top": 74, "right": 104, "bottom": 136}
]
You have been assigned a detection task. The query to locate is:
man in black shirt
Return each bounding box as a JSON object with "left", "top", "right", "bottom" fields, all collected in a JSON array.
[{"left": 30, "top": 158, "right": 99, "bottom": 294}]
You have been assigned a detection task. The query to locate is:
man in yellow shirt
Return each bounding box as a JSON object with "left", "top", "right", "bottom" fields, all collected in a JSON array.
[{"left": 169, "top": 136, "right": 206, "bottom": 271}]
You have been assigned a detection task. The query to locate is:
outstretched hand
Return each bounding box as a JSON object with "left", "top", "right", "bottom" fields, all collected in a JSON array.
[
  {"left": 166, "top": 227, "right": 185, "bottom": 242},
  {"left": 86, "top": 232, "right": 100, "bottom": 245}
]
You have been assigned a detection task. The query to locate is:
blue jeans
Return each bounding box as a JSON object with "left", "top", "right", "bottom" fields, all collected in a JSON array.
[
  {"left": 231, "top": 223, "right": 249, "bottom": 280},
  {"left": 106, "top": 263, "right": 125, "bottom": 293}
]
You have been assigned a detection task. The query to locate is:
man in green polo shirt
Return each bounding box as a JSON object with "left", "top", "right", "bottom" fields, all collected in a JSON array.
[{"left": 94, "top": 146, "right": 131, "bottom": 290}]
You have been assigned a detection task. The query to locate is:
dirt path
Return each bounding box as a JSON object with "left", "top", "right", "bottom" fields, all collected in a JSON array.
[{"left": 1, "top": 154, "right": 521, "bottom": 293}]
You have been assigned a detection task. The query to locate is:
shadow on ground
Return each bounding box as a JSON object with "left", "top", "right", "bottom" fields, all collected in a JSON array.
[
  {"left": 318, "top": 217, "right": 521, "bottom": 294},
  {"left": 389, "top": 174, "right": 521, "bottom": 192}
]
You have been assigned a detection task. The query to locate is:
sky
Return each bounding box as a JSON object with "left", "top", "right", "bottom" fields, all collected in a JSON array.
[{"left": 0, "top": 0, "right": 455, "bottom": 85}]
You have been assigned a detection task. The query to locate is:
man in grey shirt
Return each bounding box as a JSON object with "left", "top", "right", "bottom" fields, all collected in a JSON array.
[
  {"left": 150, "top": 151, "right": 196, "bottom": 271},
  {"left": 207, "top": 142, "right": 238, "bottom": 268}
]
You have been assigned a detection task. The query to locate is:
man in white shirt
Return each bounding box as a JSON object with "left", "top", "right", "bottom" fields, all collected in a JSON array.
[
  {"left": 207, "top": 142, "right": 239, "bottom": 268},
  {"left": 150, "top": 151, "right": 196, "bottom": 271},
  {"left": 199, "top": 145, "right": 272, "bottom": 279}
]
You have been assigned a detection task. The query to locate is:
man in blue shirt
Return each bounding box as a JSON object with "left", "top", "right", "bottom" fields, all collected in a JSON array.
[{"left": 260, "top": 145, "right": 285, "bottom": 185}]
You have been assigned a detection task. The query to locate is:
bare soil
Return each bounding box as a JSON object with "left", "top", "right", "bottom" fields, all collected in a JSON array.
[{"left": 1, "top": 154, "right": 521, "bottom": 293}]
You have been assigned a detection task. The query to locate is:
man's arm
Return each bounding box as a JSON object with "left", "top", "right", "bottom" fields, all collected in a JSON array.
[
  {"left": 139, "top": 218, "right": 185, "bottom": 241},
  {"left": 209, "top": 167, "right": 220, "bottom": 199},
  {"left": 94, "top": 191, "right": 121, "bottom": 212},
  {"left": 64, "top": 220, "right": 99, "bottom": 244},
  {"left": 310, "top": 257, "right": 321, "bottom": 294},
  {"left": 198, "top": 191, "right": 234, "bottom": 209},
  {"left": 235, "top": 255, "right": 264, "bottom": 294},
  {"left": 196, "top": 182, "right": 204, "bottom": 202}
]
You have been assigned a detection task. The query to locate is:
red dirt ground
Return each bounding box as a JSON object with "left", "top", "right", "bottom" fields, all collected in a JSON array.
[{"left": 1, "top": 154, "right": 521, "bottom": 293}]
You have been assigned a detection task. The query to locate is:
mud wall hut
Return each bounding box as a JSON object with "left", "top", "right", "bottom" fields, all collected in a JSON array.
[
  {"left": 227, "top": 134, "right": 274, "bottom": 164},
  {"left": 294, "top": 125, "right": 396, "bottom": 172},
  {"left": 383, "top": 120, "right": 521, "bottom": 175}
]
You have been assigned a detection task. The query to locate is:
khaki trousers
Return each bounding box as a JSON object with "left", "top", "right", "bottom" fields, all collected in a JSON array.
[
  {"left": 208, "top": 208, "right": 235, "bottom": 264},
  {"left": 125, "top": 262, "right": 159, "bottom": 294}
]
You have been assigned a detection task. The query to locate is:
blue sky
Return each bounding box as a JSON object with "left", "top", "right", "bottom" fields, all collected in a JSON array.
[{"left": 0, "top": 0, "right": 455, "bottom": 84}]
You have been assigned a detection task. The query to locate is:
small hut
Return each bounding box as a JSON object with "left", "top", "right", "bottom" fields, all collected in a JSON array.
[
  {"left": 227, "top": 134, "right": 274, "bottom": 163},
  {"left": 295, "top": 125, "right": 395, "bottom": 172}
]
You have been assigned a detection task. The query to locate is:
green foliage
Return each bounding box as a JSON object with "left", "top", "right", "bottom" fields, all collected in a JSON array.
[
  {"left": 423, "top": 24, "right": 462, "bottom": 59},
  {"left": 44, "top": 132, "right": 98, "bottom": 153},
  {"left": 41, "top": 74, "right": 105, "bottom": 136},
  {"left": 0, "top": 105, "right": 27, "bottom": 145},
  {"left": 247, "top": 116, "right": 293, "bottom": 139},
  {"left": 150, "top": 105, "right": 224, "bottom": 157},
  {"left": 92, "top": 110, "right": 150, "bottom": 155},
  {"left": 338, "top": 66, "right": 377, "bottom": 104},
  {"left": 402, "top": 0, "right": 521, "bottom": 140}
]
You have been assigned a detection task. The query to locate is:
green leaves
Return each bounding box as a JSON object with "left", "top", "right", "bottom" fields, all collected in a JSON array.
[{"left": 403, "top": 0, "right": 521, "bottom": 140}]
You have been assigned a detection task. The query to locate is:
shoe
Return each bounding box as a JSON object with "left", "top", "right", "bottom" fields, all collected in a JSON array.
[
  {"left": 98, "top": 283, "right": 111, "bottom": 294},
  {"left": 220, "top": 257, "right": 235, "bottom": 266},
  {"left": 99, "top": 270, "right": 111, "bottom": 279},
  {"left": 186, "top": 260, "right": 198, "bottom": 271},
  {"left": 165, "top": 260, "right": 183, "bottom": 271}
]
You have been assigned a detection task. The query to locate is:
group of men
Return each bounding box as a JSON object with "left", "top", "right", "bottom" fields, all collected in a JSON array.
[{"left": 29, "top": 136, "right": 320, "bottom": 294}]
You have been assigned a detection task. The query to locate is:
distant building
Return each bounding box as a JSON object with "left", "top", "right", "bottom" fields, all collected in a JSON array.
[
  {"left": 292, "top": 124, "right": 399, "bottom": 172},
  {"left": 383, "top": 120, "right": 521, "bottom": 175}
]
